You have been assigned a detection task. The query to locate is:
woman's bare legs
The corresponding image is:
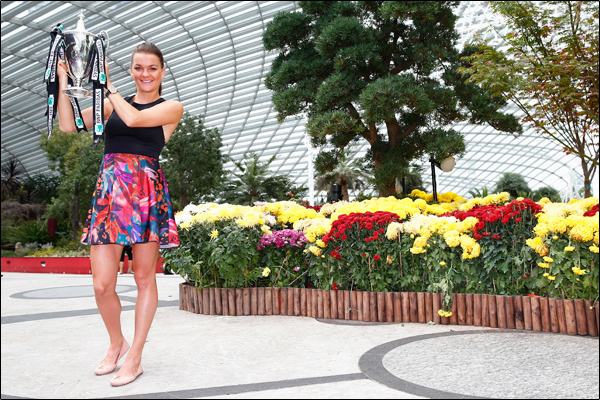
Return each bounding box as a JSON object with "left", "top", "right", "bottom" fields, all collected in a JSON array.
[
  {"left": 91, "top": 244, "right": 127, "bottom": 367},
  {"left": 117, "top": 241, "right": 160, "bottom": 377}
]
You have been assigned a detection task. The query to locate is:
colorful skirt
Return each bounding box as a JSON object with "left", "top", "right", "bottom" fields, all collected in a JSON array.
[{"left": 81, "top": 153, "right": 180, "bottom": 249}]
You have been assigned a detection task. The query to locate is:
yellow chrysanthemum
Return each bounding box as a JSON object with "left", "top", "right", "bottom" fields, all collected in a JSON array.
[
  {"left": 414, "top": 236, "right": 429, "bottom": 248},
  {"left": 443, "top": 230, "right": 461, "bottom": 247},
  {"left": 589, "top": 245, "right": 599, "bottom": 253},
  {"left": 210, "top": 230, "right": 219, "bottom": 238},
  {"left": 410, "top": 247, "right": 427, "bottom": 254},
  {"left": 564, "top": 246, "right": 575, "bottom": 252},
  {"left": 543, "top": 256, "right": 554, "bottom": 263},
  {"left": 572, "top": 266, "right": 587, "bottom": 275},
  {"left": 309, "top": 246, "right": 322, "bottom": 257}
]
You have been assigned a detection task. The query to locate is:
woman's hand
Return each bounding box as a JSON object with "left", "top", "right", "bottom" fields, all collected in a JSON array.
[{"left": 57, "top": 58, "right": 68, "bottom": 80}]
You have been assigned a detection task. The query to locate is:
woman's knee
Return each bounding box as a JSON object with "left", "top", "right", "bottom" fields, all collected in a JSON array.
[
  {"left": 134, "top": 270, "right": 156, "bottom": 290},
  {"left": 93, "top": 279, "right": 117, "bottom": 297}
]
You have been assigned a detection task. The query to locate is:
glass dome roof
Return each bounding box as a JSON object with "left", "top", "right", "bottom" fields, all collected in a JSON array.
[{"left": 1, "top": 1, "right": 588, "bottom": 201}]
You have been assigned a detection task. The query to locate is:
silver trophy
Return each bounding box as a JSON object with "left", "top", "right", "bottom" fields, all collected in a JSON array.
[{"left": 62, "top": 11, "right": 109, "bottom": 98}]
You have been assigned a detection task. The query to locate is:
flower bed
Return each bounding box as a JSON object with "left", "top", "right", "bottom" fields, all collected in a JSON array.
[
  {"left": 179, "top": 284, "right": 599, "bottom": 337},
  {"left": 165, "top": 192, "right": 599, "bottom": 317}
]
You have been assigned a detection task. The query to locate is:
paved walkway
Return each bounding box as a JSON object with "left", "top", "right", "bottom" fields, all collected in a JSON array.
[{"left": 1, "top": 272, "right": 598, "bottom": 399}]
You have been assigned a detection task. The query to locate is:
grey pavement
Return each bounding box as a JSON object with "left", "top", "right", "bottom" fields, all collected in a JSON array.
[{"left": 1, "top": 272, "right": 598, "bottom": 399}]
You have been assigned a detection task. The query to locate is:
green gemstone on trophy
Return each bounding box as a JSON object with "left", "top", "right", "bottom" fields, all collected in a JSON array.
[
  {"left": 76, "top": 118, "right": 84, "bottom": 128},
  {"left": 95, "top": 124, "right": 103, "bottom": 133}
]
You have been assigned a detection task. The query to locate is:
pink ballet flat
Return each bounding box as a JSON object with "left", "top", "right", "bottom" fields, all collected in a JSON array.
[
  {"left": 94, "top": 340, "right": 130, "bottom": 376},
  {"left": 110, "top": 364, "right": 143, "bottom": 387}
]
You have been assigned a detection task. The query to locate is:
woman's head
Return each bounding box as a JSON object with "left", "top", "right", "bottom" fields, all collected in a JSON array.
[{"left": 130, "top": 42, "right": 165, "bottom": 95}]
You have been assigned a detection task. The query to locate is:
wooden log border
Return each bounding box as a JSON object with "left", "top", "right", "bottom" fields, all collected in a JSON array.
[{"left": 178, "top": 284, "right": 598, "bottom": 337}]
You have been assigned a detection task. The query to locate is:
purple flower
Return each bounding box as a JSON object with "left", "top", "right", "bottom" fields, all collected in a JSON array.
[
  {"left": 293, "top": 267, "right": 300, "bottom": 272},
  {"left": 257, "top": 229, "right": 307, "bottom": 250}
]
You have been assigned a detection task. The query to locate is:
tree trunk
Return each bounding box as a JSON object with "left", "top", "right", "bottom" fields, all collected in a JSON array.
[
  {"left": 581, "top": 157, "right": 595, "bottom": 198},
  {"left": 379, "top": 185, "right": 396, "bottom": 197},
  {"left": 340, "top": 177, "right": 349, "bottom": 201},
  {"left": 179, "top": 194, "right": 189, "bottom": 209}
]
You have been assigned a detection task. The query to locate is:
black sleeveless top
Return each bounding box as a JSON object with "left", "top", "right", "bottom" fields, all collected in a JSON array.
[{"left": 103, "top": 96, "right": 166, "bottom": 159}]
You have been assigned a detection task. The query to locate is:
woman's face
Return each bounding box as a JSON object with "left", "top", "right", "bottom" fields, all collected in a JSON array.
[{"left": 130, "top": 52, "right": 165, "bottom": 94}]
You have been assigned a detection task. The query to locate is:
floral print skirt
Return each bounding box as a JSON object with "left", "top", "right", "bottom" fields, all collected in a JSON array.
[{"left": 81, "top": 153, "right": 180, "bottom": 249}]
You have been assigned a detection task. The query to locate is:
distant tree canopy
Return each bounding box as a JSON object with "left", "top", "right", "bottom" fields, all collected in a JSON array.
[
  {"left": 263, "top": 1, "right": 521, "bottom": 196},
  {"left": 40, "top": 128, "right": 104, "bottom": 228},
  {"left": 161, "top": 112, "right": 226, "bottom": 209},
  {"left": 533, "top": 186, "right": 561, "bottom": 202},
  {"left": 461, "top": 1, "right": 599, "bottom": 197},
  {"left": 495, "top": 172, "right": 531, "bottom": 199},
  {"left": 221, "top": 153, "right": 307, "bottom": 205}
]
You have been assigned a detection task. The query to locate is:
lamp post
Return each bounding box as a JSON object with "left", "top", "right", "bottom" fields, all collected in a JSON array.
[{"left": 429, "top": 156, "right": 456, "bottom": 202}]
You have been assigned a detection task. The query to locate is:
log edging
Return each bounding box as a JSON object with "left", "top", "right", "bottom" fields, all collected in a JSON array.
[{"left": 179, "top": 284, "right": 598, "bottom": 337}]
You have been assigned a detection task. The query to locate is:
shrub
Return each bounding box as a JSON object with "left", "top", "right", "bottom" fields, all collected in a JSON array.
[{"left": 495, "top": 173, "right": 531, "bottom": 198}]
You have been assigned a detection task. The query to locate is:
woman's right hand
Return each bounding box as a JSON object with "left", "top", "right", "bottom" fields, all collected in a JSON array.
[{"left": 57, "top": 58, "right": 68, "bottom": 80}]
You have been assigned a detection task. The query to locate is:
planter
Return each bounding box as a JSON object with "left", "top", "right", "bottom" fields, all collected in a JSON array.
[
  {"left": 179, "top": 283, "right": 599, "bottom": 338},
  {"left": 2, "top": 256, "right": 164, "bottom": 274}
]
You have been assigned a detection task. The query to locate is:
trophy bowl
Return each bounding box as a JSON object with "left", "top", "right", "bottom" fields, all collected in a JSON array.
[{"left": 62, "top": 11, "right": 108, "bottom": 98}]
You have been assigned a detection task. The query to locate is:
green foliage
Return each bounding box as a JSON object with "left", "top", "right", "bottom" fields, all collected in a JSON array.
[
  {"left": 161, "top": 112, "right": 225, "bottom": 208},
  {"left": 533, "top": 186, "right": 561, "bottom": 202},
  {"left": 40, "top": 129, "right": 104, "bottom": 231},
  {"left": 163, "top": 197, "right": 598, "bottom": 300},
  {"left": 1, "top": 157, "right": 26, "bottom": 201},
  {"left": 495, "top": 173, "right": 531, "bottom": 198},
  {"left": 1, "top": 202, "right": 45, "bottom": 223},
  {"left": 468, "top": 186, "right": 489, "bottom": 199},
  {"left": 221, "top": 153, "right": 306, "bottom": 205},
  {"left": 19, "top": 174, "right": 60, "bottom": 205},
  {"left": 264, "top": 1, "right": 521, "bottom": 195},
  {"left": 2, "top": 220, "right": 54, "bottom": 249},
  {"left": 397, "top": 163, "right": 427, "bottom": 195},
  {"left": 163, "top": 221, "right": 264, "bottom": 288},
  {"left": 314, "top": 146, "right": 372, "bottom": 200},
  {"left": 460, "top": 1, "right": 599, "bottom": 197}
]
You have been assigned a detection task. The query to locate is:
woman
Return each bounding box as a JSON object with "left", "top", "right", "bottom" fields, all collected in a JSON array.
[
  {"left": 57, "top": 43, "right": 183, "bottom": 386},
  {"left": 119, "top": 245, "right": 133, "bottom": 274}
]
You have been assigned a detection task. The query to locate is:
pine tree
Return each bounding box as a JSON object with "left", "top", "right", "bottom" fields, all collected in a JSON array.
[{"left": 263, "top": 1, "right": 521, "bottom": 196}]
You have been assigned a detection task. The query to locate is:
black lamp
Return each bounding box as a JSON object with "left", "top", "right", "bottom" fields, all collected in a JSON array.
[{"left": 429, "top": 156, "right": 456, "bottom": 202}]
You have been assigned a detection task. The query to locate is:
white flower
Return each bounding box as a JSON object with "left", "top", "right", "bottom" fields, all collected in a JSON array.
[
  {"left": 175, "top": 212, "right": 192, "bottom": 227},
  {"left": 183, "top": 204, "right": 200, "bottom": 214}
]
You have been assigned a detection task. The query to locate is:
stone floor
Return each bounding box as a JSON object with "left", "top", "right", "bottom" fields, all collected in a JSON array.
[{"left": 1, "top": 272, "right": 598, "bottom": 399}]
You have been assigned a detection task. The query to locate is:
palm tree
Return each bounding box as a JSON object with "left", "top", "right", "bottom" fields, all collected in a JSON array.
[
  {"left": 221, "top": 153, "right": 305, "bottom": 205},
  {"left": 1, "top": 157, "right": 26, "bottom": 202},
  {"left": 468, "top": 186, "right": 489, "bottom": 199},
  {"left": 398, "top": 163, "right": 427, "bottom": 195},
  {"left": 315, "top": 147, "right": 371, "bottom": 201}
]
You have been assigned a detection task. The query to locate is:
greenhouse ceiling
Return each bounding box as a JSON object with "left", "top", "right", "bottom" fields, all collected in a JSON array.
[{"left": 1, "top": 1, "right": 588, "bottom": 200}]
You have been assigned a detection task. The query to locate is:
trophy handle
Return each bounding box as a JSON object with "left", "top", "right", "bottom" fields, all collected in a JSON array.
[{"left": 99, "top": 30, "right": 109, "bottom": 57}]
